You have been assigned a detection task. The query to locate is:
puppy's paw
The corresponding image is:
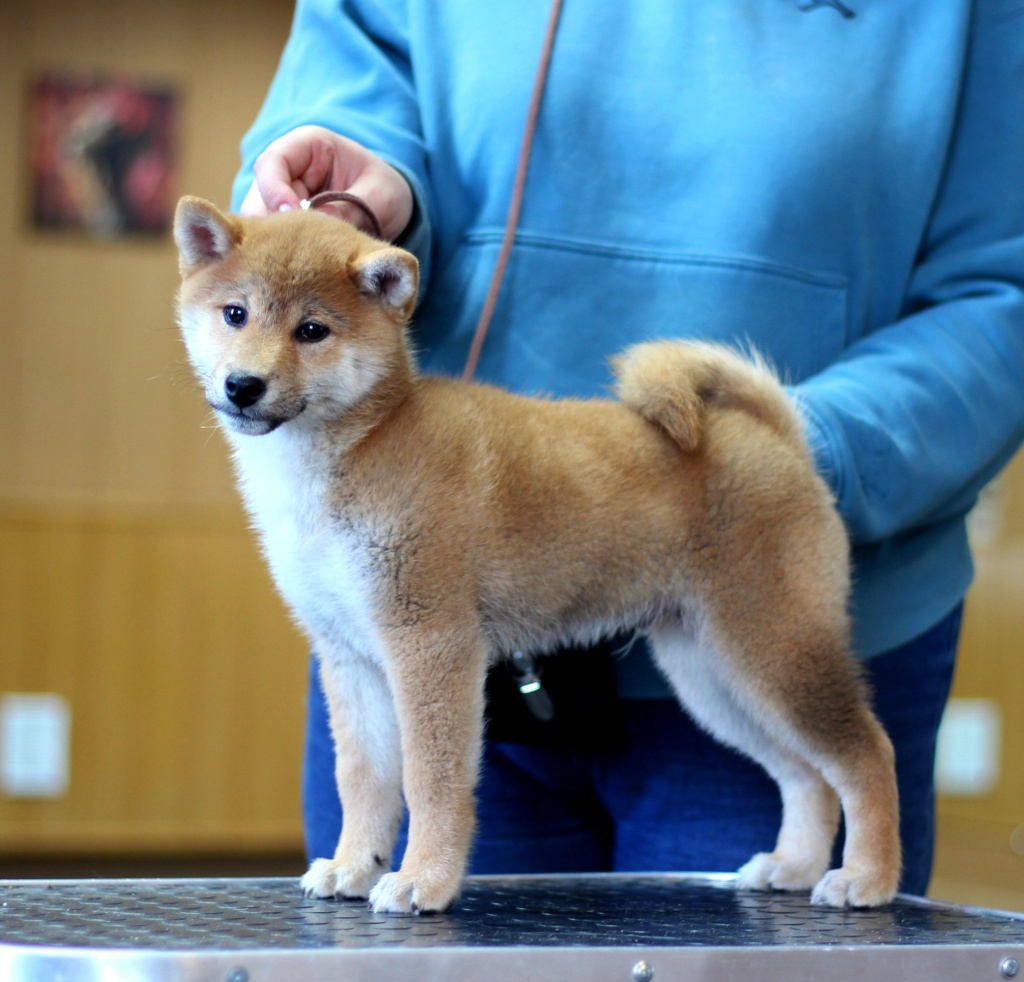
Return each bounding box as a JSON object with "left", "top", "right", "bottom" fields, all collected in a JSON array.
[
  {"left": 736, "top": 851, "right": 829, "bottom": 893},
  {"left": 368, "top": 870, "right": 460, "bottom": 914},
  {"left": 810, "top": 867, "right": 897, "bottom": 908},
  {"left": 300, "top": 857, "right": 386, "bottom": 900}
]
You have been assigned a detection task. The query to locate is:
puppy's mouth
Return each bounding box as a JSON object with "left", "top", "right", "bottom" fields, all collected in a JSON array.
[{"left": 210, "top": 401, "right": 306, "bottom": 436}]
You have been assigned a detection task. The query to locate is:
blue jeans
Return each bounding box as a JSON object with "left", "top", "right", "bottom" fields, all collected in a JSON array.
[{"left": 302, "top": 605, "right": 961, "bottom": 896}]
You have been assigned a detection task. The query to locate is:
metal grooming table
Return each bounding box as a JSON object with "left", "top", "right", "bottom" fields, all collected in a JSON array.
[{"left": 1, "top": 873, "right": 1022, "bottom": 981}]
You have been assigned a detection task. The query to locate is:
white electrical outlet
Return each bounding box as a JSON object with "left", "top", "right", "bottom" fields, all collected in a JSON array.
[
  {"left": 0, "top": 693, "right": 71, "bottom": 798},
  {"left": 935, "top": 697, "right": 1001, "bottom": 797}
]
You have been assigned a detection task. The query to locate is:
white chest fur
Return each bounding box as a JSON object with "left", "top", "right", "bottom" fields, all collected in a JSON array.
[{"left": 227, "top": 429, "right": 381, "bottom": 660}]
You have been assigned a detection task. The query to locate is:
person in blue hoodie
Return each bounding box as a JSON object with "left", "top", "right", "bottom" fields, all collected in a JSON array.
[{"left": 233, "top": 0, "right": 1024, "bottom": 896}]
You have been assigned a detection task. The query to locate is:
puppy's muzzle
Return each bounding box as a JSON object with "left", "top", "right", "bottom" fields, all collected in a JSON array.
[{"left": 225, "top": 372, "right": 267, "bottom": 409}]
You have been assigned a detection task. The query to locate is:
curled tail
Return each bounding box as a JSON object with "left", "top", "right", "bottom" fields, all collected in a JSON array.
[{"left": 611, "top": 340, "right": 808, "bottom": 455}]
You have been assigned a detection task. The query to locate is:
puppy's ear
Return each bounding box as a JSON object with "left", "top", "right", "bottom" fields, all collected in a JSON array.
[
  {"left": 174, "top": 196, "right": 242, "bottom": 273},
  {"left": 352, "top": 247, "right": 420, "bottom": 322}
]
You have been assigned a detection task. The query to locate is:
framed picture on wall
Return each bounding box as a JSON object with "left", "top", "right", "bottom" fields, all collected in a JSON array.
[{"left": 27, "top": 72, "right": 179, "bottom": 238}]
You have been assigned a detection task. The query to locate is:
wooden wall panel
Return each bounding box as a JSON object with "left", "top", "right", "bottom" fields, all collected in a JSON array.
[
  {"left": 0, "top": 508, "right": 309, "bottom": 852},
  {"left": 932, "top": 450, "right": 1024, "bottom": 904},
  {"left": 0, "top": 509, "right": 307, "bottom": 847}
]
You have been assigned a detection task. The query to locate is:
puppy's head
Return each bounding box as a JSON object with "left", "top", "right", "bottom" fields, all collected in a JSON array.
[{"left": 173, "top": 196, "right": 419, "bottom": 436}]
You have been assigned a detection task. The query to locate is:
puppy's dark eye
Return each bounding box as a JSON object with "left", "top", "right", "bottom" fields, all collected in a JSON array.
[
  {"left": 296, "top": 321, "right": 330, "bottom": 343},
  {"left": 223, "top": 305, "right": 247, "bottom": 327}
]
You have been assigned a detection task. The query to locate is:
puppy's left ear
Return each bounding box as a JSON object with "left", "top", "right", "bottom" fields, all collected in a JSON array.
[
  {"left": 174, "top": 196, "right": 242, "bottom": 274},
  {"left": 352, "top": 247, "right": 420, "bottom": 322}
]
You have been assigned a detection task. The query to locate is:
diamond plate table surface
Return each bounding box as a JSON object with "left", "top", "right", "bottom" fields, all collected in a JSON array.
[{"left": 1, "top": 873, "right": 1022, "bottom": 981}]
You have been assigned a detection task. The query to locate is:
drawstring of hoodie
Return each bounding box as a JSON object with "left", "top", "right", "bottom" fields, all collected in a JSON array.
[{"left": 462, "top": 0, "right": 565, "bottom": 382}]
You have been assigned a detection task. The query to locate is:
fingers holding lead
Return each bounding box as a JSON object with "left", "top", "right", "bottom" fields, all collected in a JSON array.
[{"left": 240, "top": 126, "right": 414, "bottom": 240}]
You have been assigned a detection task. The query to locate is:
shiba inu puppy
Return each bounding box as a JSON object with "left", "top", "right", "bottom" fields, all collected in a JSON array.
[{"left": 173, "top": 196, "right": 900, "bottom": 914}]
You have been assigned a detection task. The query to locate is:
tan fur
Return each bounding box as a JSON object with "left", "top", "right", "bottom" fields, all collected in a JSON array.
[{"left": 174, "top": 196, "right": 901, "bottom": 913}]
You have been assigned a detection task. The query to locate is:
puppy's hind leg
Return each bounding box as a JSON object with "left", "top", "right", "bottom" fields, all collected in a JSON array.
[
  {"left": 649, "top": 622, "right": 840, "bottom": 893},
  {"left": 301, "top": 646, "right": 404, "bottom": 901},
  {"left": 693, "top": 609, "right": 901, "bottom": 908}
]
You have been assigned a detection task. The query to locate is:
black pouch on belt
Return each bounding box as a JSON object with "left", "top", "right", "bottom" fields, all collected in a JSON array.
[{"left": 484, "top": 639, "right": 626, "bottom": 752}]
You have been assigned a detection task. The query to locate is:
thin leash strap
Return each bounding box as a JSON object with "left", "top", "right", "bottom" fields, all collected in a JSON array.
[
  {"left": 462, "top": 0, "right": 566, "bottom": 382},
  {"left": 303, "top": 190, "right": 385, "bottom": 240}
]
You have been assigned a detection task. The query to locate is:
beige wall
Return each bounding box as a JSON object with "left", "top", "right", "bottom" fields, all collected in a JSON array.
[
  {"left": 932, "top": 452, "right": 1024, "bottom": 907},
  {"left": 0, "top": 0, "right": 308, "bottom": 853}
]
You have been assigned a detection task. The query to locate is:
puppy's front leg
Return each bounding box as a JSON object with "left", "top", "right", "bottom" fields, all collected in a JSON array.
[
  {"left": 368, "top": 621, "right": 488, "bottom": 914},
  {"left": 301, "top": 647, "right": 404, "bottom": 901}
]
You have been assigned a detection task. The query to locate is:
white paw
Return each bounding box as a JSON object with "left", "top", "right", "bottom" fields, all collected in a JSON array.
[
  {"left": 736, "top": 851, "right": 827, "bottom": 892},
  {"left": 810, "top": 867, "right": 896, "bottom": 908},
  {"left": 368, "top": 870, "right": 460, "bottom": 914},
  {"left": 300, "top": 857, "right": 385, "bottom": 900}
]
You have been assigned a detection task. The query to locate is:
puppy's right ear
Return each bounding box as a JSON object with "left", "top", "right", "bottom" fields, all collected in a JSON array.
[{"left": 173, "top": 196, "right": 242, "bottom": 273}]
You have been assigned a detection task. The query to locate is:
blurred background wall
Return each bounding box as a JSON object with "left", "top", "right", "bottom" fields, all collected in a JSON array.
[
  {"left": 0, "top": 0, "right": 1021, "bottom": 905},
  {"left": 932, "top": 464, "right": 1024, "bottom": 911}
]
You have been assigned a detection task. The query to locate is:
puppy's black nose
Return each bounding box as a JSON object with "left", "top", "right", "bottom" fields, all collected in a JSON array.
[{"left": 224, "top": 373, "right": 267, "bottom": 409}]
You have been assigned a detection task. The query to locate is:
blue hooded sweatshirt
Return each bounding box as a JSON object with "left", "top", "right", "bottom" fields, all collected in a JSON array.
[{"left": 233, "top": 0, "right": 1024, "bottom": 673}]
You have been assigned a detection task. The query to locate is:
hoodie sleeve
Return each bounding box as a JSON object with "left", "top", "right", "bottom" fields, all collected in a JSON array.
[
  {"left": 230, "top": 0, "right": 433, "bottom": 278},
  {"left": 794, "top": 0, "right": 1024, "bottom": 546}
]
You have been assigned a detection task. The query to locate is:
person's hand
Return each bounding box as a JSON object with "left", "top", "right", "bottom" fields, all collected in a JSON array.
[{"left": 239, "top": 125, "right": 414, "bottom": 242}]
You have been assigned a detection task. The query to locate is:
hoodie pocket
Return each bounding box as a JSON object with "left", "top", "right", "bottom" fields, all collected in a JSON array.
[{"left": 416, "top": 231, "right": 850, "bottom": 396}]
